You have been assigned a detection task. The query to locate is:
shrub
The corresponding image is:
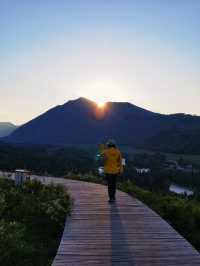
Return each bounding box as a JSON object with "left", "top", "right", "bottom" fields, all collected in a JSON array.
[{"left": 0, "top": 178, "right": 71, "bottom": 266}]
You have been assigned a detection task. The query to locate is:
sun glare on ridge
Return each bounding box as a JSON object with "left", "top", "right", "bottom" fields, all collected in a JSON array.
[{"left": 97, "top": 101, "right": 106, "bottom": 108}]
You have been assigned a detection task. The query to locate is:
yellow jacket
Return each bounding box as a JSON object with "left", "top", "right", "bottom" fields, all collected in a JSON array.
[{"left": 103, "top": 147, "right": 123, "bottom": 174}]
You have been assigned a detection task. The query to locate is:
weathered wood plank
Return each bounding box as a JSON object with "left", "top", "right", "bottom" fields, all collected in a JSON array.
[{"left": 33, "top": 176, "right": 200, "bottom": 266}]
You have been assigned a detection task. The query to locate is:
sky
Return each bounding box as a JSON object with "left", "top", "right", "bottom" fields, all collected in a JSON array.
[{"left": 0, "top": 0, "right": 200, "bottom": 125}]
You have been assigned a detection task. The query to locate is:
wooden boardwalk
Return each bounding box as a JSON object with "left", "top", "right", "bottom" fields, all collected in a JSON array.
[{"left": 35, "top": 177, "right": 200, "bottom": 266}]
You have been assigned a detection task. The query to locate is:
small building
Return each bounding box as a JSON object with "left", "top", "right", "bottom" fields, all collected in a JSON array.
[
  {"left": 15, "top": 169, "right": 31, "bottom": 186},
  {"left": 135, "top": 168, "right": 151, "bottom": 174}
]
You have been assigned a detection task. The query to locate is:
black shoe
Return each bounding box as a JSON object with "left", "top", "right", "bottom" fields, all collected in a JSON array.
[{"left": 108, "top": 198, "right": 115, "bottom": 203}]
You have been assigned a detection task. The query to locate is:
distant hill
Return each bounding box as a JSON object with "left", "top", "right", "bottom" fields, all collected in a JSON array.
[
  {"left": 0, "top": 122, "right": 17, "bottom": 137},
  {"left": 3, "top": 98, "right": 200, "bottom": 153}
]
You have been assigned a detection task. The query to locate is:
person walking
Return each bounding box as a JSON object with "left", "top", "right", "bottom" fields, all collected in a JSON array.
[{"left": 103, "top": 140, "right": 123, "bottom": 203}]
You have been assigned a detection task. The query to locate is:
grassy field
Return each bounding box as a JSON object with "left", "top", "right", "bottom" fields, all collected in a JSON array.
[{"left": 164, "top": 153, "right": 200, "bottom": 166}]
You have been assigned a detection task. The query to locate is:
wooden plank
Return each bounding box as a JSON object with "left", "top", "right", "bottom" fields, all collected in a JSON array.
[{"left": 34, "top": 176, "right": 200, "bottom": 266}]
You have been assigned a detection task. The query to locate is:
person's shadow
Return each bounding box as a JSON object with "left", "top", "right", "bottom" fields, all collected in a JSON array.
[{"left": 110, "top": 203, "right": 135, "bottom": 266}]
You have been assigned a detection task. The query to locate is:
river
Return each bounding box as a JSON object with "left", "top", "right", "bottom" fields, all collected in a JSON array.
[{"left": 169, "top": 183, "right": 194, "bottom": 196}]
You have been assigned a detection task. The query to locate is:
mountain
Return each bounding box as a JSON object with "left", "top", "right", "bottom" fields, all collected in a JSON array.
[
  {"left": 0, "top": 122, "right": 17, "bottom": 137},
  {"left": 3, "top": 98, "right": 200, "bottom": 152}
]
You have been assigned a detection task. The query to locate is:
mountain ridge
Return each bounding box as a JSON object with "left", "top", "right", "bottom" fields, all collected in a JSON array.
[
  {"left": 3, "top": 97, "right": 200, "bottom": 152},
  {"left": 0, "top": 122, "right": 18, "bottom": 137}
]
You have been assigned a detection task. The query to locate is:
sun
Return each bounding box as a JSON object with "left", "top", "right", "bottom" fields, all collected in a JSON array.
[{"left": 97, "top": 101, "right": 106, "bottom": 108}]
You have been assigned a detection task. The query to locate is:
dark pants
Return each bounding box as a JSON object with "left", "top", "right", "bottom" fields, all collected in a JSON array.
[{"left": 106, "top": 174, "right": 117, "bottom": 200}]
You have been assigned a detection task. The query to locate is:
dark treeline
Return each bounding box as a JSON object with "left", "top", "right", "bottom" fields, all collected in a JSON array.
[
  {"left": 1, "top": 142, "right": 200, "bottom": 194},
  {"left": 123, "top": 153, "right": 171, "bottom": 193},
  {"left": 145, "top": 128, "right": 200, "bottom": 154},
  {"left": 123, "top": 152, "right": 200, "bottom": 193},
  {"left": 0, "top": 142, "right": 95, "bottom": 176}
]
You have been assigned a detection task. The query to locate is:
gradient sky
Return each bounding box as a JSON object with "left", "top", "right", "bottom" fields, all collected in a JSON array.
[{"left": 0, "top": 0, "right": 200, "bottom": 124}]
